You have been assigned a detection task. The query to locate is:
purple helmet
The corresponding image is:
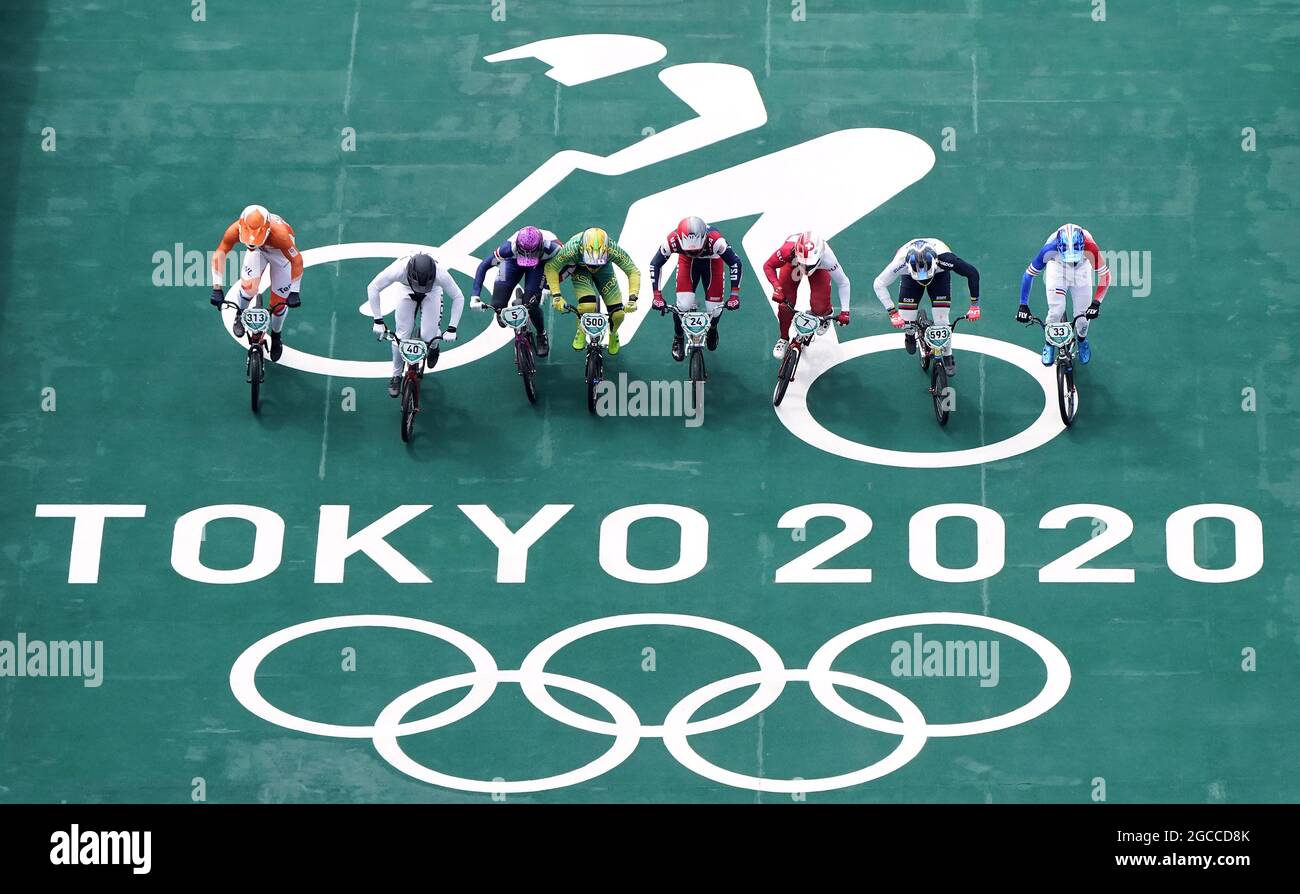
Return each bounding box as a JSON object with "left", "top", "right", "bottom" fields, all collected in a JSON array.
[{"left": 514, "top": 226, "right": 544, "bottom": 267}]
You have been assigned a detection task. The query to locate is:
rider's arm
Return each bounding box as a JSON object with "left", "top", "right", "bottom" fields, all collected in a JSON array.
[
  {"left": 872, "top": 260, "right": 903, "bottom": 310},
  {"left": 471, "top": 241, "right": 509, "bottom": 298},
  {"left": 609, "top": 243, "right": 641, "bottom": 298},
  {"left": 544, "top": 243, "right": 575, "bottom": 295},
  {"left": 439, "top": 267, "right": 466, "bottom": 330},
  {"left": 648, "top": 243, "right": 671, "bottom": 292},
  {"left": 1019, "top": 243, "right": 1052, "bottom": 305},
  {"left": 940, "top": 253, "right": 980, "bottom": 300},
  {"left": 718, "top": 241, "right": 744, "bottom": 290},
  {"left": 211, "top": 222, "right": 239, "bottom": 289},
  {"left": 1085, "top": 236, "right": 1111, "bottom": 303},
  {"left": 366, "top": 259, "right": 405, "bottom": 319},
  {"left": 762, "top": 246, "right": 786, "bottom": 288}
]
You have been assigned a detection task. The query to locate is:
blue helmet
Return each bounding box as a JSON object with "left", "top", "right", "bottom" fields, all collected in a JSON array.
[
  {"left": 905, "top": 242, "right": 938, "bottom": 282},
  {"left": 1056, "top": 224, "right": 1086, "bottom": 263}
]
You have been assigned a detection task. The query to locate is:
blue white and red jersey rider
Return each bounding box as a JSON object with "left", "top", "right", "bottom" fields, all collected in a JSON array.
[
  {"left": 472, "top": 225, "right": 563, "bottom": 356},
  {"left": 1018, "top": 223, "right": 1111, "bottom": 366},
  {"left": 649, "top": 216, "right": 743, "bottom": 357}
]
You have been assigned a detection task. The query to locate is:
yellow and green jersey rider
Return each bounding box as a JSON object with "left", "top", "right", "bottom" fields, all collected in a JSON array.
[{"left": 545, "top": 227, "right": 641, "bottom": 354}]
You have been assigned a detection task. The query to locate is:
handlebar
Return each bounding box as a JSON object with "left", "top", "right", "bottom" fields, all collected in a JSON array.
[
  {"left": 218, "top": 298, "right": 286, "bottom": 316},
  {"left": 1024, "top": 312, "right": 1088, "bottom": 330}
]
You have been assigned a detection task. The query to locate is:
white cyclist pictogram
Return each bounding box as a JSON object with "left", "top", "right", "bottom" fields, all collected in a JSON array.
[{"left": 230, "top": 611, "right": 1071, "bottom": 795}]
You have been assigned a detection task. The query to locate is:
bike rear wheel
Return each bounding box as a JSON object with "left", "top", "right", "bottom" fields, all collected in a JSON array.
[
  {"left": 248, "top": 347, "right": 263, "bottom": 414},
  {"left": 586, "top": 350, "right": 603, "bottom": 415},
  {"left": 689, "top": 347, "right": 706, "bottom": 384},
  {"left": 930, "top": 360, "right": 949, "bottom": 426},
  {"left": 400, "top": 376, "right": 419, "bottom": 442},
  {"left": 1056, "top": 359, "right": 1077, "bottom": 426},
  {"left": 773, "top": 345, "right": 799, "bottom": 407}
]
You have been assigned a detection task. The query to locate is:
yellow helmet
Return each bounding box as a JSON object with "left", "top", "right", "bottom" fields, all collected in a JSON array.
[{"left": 580, "top": 227, "right": 609, "bottom": 266}]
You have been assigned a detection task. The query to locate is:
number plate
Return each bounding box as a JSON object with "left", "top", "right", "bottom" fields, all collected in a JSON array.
[
  {"left": 681, "top": 311, "right": 710, "bottom": 336},
  {"left": 581, "top": 312, "right": 609, "bottom": 341},
  {"left": 500, "top": 306, "right": 529, "bottom": 329},
  {"left": 241, "top": 308, "right": 271, "bottom": 333},
  {"left": 925, "top": 325, "right": 952, "bottom": 351},
  {"left": 1044, "top": 322, "right": 1075, "bottom": 347},
  {"left": 399, "top": 339, "right": 428, "bottom": 365},
  {"left": 793, "top": 312, "right": 821, "bottom": 336}
]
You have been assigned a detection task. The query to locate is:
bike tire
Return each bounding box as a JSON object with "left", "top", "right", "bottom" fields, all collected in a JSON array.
[
  {"left": 931, "top": 361, "right": 949, "bottom": 427},
  {"left": 1057, "top": 360, "right": 1077, "bottom": 427},
  {"left": 248, "top": 348, "right": 262, "bottom": 414},
  {"left": 517, "top": 339, "right": 538, "bottom": 404},
  {"left": 400, "top": 377, "right": 418, "bottom": 442},
  {"left": 586, "top": 350, "right": 603, "bottom": 415},
  {"left": 689, "top": 347, "right": 706, "bottom": 384},
  {"left": 917, "top": 313, "right": 931, "bottom": 373},
  {"left": 773, "top": 347, "right": 798, "bottom": 407}
]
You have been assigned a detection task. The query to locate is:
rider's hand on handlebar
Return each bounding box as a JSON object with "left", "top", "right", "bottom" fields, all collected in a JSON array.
[
  {"left": 1085, "top": 299, "right": 1101, "bottom": 319},
  {"left": 966, "top": 301, "right": 981, "bottom": 322},
  {"left": 771, "top": 286, "right": 785, "bottom": 305},
  {"left": 286, "top": 291, "right": 301, "bottom": 309},
  {"left": 625, "top": 298, "right": 638, "bottom": 314},
  {"left": 551, "top": 296, "right": 566, "bottom": 313},
  {"left": 888, "top": 308, "right": 905, "bottom": 329},
  {"left": 836, "top": 310, "right": 850, "bottom": 326},
  {"left": 1015, "top": 304, "right": 1032, "bottom": 324},
  {"left": 443, "top": 326, "right": 458, "bottom": 343},
  {"left": 210, "top": 287, "right": 224, "bottom": 307},
  {"left": 372, "top": 318, "right": 386, "bottom": 339},
  {"left": 652, "top": 290, "right": 665, "bottom": 312},
  {"left": 726, "top": 290, "right": 740, "bottom": 310}
]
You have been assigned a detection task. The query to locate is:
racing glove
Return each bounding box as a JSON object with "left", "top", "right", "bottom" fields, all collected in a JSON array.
[
  {"left": 1016, "top": 304, "right": 1032, "bottom": 324},
  {"left": 210, "top": 287, "right": 224, "bottom": 307},
  {"left": 967, "top": 301, "right": 981, "bottom": 321},
  {"left": 372, "top": 318, "right": 386, "bottom": 339},
  {"left": 1085, "top": 299, "right": 1102, "bottom": 319},
  {"left": 888, "top": 308, "right": 905, "bottom": 329},
  {"left": 286, "top": 291, "right": 301, "bottom": 309},
  {"left": 551, "top": 296, "right": 566, "bottom": 312},
  {"left": 725, "top": 290, "right": 740, "bottom": 310},
  {"left": 442, "top": 326, "right": 458, "bottom": 343},
  {"left": 652, "top": 290, "right": 665, "bottom": 311},
  {"left": 836, "top": 310, "right": 851, "bottom": 326}
]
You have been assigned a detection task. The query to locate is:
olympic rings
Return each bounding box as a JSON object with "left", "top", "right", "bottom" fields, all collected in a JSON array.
[{"left": 229, "top": 611, "right": 1071, "bottom": 795}]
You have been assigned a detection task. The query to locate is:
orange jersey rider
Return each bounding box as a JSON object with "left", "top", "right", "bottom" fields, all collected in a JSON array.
[{"left": 209, "top": 204, "right": 302, "bottom": 361}]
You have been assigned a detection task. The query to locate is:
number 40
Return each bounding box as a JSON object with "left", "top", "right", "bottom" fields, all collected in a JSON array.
[{"left": 774, "top": 502, "right": 1263, "bottom": 584}]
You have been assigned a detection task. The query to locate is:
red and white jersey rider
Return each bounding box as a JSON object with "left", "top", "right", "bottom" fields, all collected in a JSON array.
[{"left": 763, "top": 231, "right": 851, "bottom": 359}]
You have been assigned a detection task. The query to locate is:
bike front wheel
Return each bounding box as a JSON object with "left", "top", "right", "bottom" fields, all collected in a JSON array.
[
  {"left": 1056, "top": 360, "right": 1077, "bottom": 426},
  {"left": 585, "top": 349, "right": 603, "bottom": 415},
  {"left": 400, "top": 376, "right": 419, "bottom": 442},
  {"left": 689, "top": 347, "right": 706, "bottom": 384},
  {"left": 930, "top": 360, "right": 949, "bottom": 427},
  {"left": 248, "top": 347, "right": 263, "bottom": 414},
  {"left": 516, "top": 337, "right": 538, "bottom": 404},
  {"left": 773, "top": 346, "right": 799, "bottom": 407}
]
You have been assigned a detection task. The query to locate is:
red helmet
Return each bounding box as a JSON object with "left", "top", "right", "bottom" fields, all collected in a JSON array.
[{"left": 676, "top": 216, "right": 708, "bottom": 254}]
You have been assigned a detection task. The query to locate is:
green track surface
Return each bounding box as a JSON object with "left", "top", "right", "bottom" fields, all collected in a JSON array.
[{"left": 0, "top": 0, "right": 1296, "bottom": 803}]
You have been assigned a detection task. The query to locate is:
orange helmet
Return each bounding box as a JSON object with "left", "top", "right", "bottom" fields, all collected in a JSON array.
[{"left": 238, "top": 204, "right": 272, "bottom": 248}]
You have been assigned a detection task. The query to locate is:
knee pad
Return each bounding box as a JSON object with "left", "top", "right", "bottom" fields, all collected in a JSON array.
[{"left": 609, "top": 307, "right": 626, "bottom": 329}]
